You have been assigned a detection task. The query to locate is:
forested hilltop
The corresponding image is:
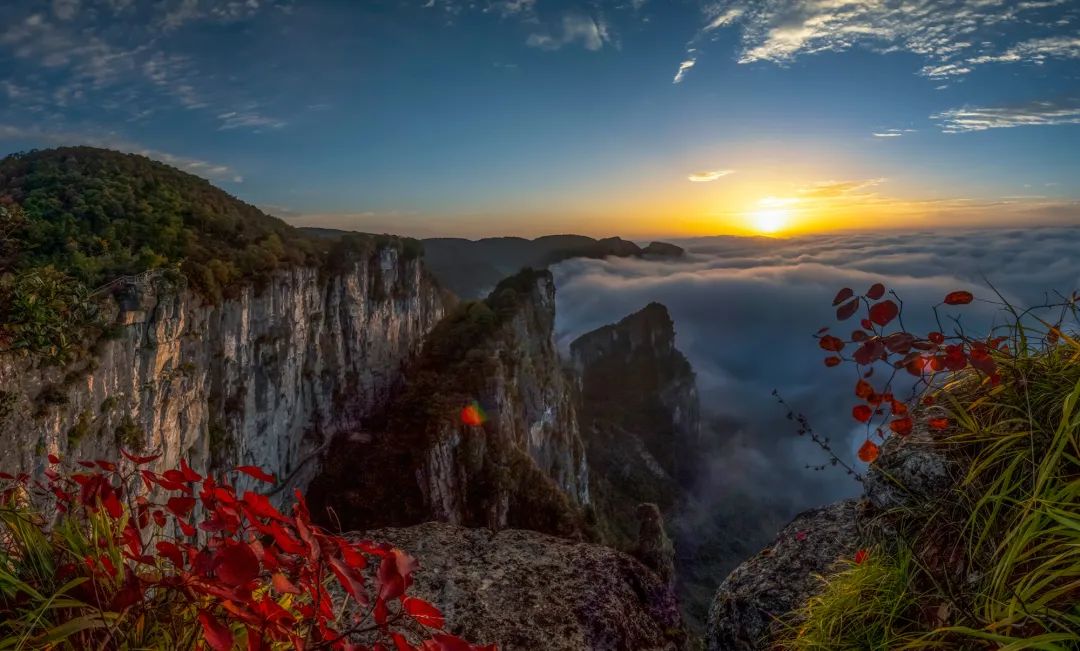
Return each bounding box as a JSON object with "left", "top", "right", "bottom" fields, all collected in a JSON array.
[{"left": 0, "top": 147, "right": 421, "bottom": 359}]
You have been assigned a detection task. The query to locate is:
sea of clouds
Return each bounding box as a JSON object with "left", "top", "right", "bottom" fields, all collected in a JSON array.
[{"left": 552, "top": 226, "right": 1080, "bottom": 519}]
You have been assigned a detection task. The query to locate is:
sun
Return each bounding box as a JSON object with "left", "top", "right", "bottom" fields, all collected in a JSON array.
[{"left": 749, "top": 207, "right": 790, "bottom": 234}]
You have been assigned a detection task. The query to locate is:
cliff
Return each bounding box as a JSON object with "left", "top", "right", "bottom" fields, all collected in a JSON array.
[
  {"left": 0, "top": 246, "right": 444, "bottom": 493},
  {"left": 353, "top": 522, "right": 686, "bottom": 651},
  {"left": 311, "top": 268, "right": 589, "bottom": 536},
  {"left": 571, "top": 302, "right": 701, "bottom": 547}
]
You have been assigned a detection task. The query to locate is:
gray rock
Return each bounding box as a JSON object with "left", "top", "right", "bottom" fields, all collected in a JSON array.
[
  {"left": 864, "top": 426, "right": 953, "bottom": 512},
  {"left": 362, "top": 522, "right": 686, "bottom": 651},
  {"left": 635, "top": 503, "right": 676, "bottom": 584},
  {"left": 705, "top": 499, "right": 860, "bottom": 651}
]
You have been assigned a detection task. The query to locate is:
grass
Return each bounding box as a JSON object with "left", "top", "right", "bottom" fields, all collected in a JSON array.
[{"left": 782, "top": 319, "right": 1080, "bottom": 650}]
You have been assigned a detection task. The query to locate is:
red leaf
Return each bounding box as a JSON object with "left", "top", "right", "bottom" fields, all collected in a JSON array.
[
  {"left": 854, "top": 549, "right": 869, "bottom": 565},
  {"left": 166, "top": 496, "right": 197, "bottom": 519},
  {"left": 928, "top": 331, "right": 945, "bottom": 345},
  {"left": 832, "top": 287, "right": 854, "bottom": 306},
  {"left": 179, "top": 459, "right": 202, "bottom": 483},
  {"left": 866, "top": 283, "right": 885, "bottom": 300},
  {"left": 102, "top": 490, "right": 123, "bottom": 519},
  {"left": 868, "top": 300, "right": 898, "bottom": 327},
  {"left": 857, "top": 440, "right": 880, "bottom": 463},
  {"left": 823, "top": 356, "right": 842, "bottom": 368},
  {"left": 854, "top": 380, "right": 874, "bottom": 399},
  {"left": 818, "top": 335, "right": 845, "bottom": 352},
  {"left": 156, "top": 541, "right": 185, "bottom": 568},
  {"left": 852, "top": 405, "right": 872, "bottom": 423},
  {"left": 403, "top": 597, "right": 445, "bottom": 629},
  {"left": 860, "top": 318, "right": 873, "bottom": 330},
  {"left": 853, "top": 339, "right": 885, "bottom": 366},
  {"left": 214, "top": 541, "right": 260, "bottom": 587},
  {"left": 47, "top": 454, "right": 60, "bottom": 465},
  {"left": 271, "top": 572, "right": 301, "bottom": 595},
  {"left": 198, "top": 610, "right": 234, "bottom": 651},
  {"left": 943, "top": 290, "right": 973, "bottom": 305},
  {"left": 235, "top": 466, "right": 276, "bottom": 484},
  {"left": 836, "top": 298, "right": 860, "bottom": 321},
  {"left": 883, "top": 332, "right": 914, "bottom": 354},
  {"left": 889, "top": 417, "right": 913, "bottom": 436},
  {"left": 121, "top": 449, "right": 161, "bottom": 465},
  {"left": 242, "top": 491, "right": 289, "bottom": 522},
  {"left": 928, "top": 418, "right": 949, "bottom": 430}
]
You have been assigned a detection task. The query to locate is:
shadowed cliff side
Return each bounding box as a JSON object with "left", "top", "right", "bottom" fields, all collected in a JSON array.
[
  {"left": 571, "top": 302, "right": 701, "bottom": 548},
  {"left": 310, "top": 268, "right": 590, "bottom": 537}
]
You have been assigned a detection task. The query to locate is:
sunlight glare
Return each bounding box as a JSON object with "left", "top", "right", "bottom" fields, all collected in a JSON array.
[{"left": 750, "top": 208, "right": 789, "bottom": 234}]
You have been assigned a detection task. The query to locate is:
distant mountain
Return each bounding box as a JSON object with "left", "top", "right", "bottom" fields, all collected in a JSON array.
[{"left": 299, "top": 229, "right": 685, "bottom": 298}]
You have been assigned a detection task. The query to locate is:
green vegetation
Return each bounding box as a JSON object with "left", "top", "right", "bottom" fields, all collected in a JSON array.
[
  {"left": 785, "top": 330, "right": 1080, "bottom": 649},
  {"left": 0, "top": 147, "right": 319, "bottom": 299},
  {"left": 113, "top": 414, "right": 145, "bottom": 451},
  {"left": 392, "top": 268, "right": 543, "bottom": 433},
  {"left": 0, "top": 147, "right": 425, "bottom": 359},
  {"left": 66, "top": 409, "right": 93, "bottom": 446},
  {"left": 0, "top": 265, "right": 101, "bottom": 361}
]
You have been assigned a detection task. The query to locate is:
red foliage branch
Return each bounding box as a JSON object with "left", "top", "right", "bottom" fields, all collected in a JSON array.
[
  {"left": 0, "top": 455, "right": 496, "bottom": 651},
  {"left": 816, "top": 283, "right": 993, "bottom": 463}
]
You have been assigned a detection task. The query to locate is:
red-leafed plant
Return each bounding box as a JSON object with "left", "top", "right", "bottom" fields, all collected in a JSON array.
[
  {"left": 814, "top": 283, "right": 995, "bottom": 465},
  {"left": 0, "top": 453, "right": 495, "bottom": 650}
]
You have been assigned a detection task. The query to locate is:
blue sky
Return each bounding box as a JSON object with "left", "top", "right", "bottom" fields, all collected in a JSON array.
[{"left": 0, "top": 0, "right": 1078, "bottom": 237}]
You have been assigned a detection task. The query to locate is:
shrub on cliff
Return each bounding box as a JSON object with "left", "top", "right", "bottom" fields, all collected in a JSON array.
[
  {"left": 0, "top": 453, "right": 493, "bottom": 650},
  {"left": 783, "top": 284, "right": 1080, "bottom": 648},
  {"left": 0, "top": 265, "right": 103, "bottom": 362}
]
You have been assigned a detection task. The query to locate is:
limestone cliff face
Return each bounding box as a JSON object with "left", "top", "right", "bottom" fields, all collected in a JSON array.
[
  {"left": 0, "top": 246, "right": 444, "bottom": 494},
  {"left": 312, "top": 269, "right": 589, "bottom": 536},
  {"left": 570, "top": 302, "right": 701, "bottom": 547}
]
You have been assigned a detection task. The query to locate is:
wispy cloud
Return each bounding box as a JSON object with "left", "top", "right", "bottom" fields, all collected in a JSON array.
[
  {"left": 688, "top": 169, "right": 735, "bottom": 183},
  {"left": 527, "top": 14, "right": 610, "bottom": 51},
  {"left": 673, "top": 58, "right": 696, "bottom": 84},
  {"left": 0, "top": 123, "right": 243, "bottom": 183},
  {"left": 933, "top": 101, "right": 1080, "bottom": 132},
  {"left": 873, "top": 128, "right": 916, "bottom": 138},
  {"left": 798, "top": 178, "right": 885, "bottom": 198},
  {"left": 687, "top": 0, "right": 1076, "bottom": 82},
  {"left": 0, "top": 1, "right": 288, "bottom": 132},
  {"left": 217, "top": 110, "right": 287, "bottom": 131}
]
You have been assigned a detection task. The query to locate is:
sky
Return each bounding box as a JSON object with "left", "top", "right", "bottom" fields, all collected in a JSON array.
[{"left": 0, "top": 0, "right": 1078, "bottom": 238}]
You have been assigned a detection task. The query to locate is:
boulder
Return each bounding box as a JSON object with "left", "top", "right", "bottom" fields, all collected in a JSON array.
[
  {"left": 705, "top": 500, "right": 860, "bottom": 651},
  {"left": 362, "top": 522, "right": 686, "bottom": 651},
  {"left": 864, "top": 426, "right": 954, "bottom": 512}
]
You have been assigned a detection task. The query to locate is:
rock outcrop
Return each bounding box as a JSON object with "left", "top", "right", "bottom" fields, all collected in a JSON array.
[
  {"left": 571, "top": 302, "right": 700, "bottom": 546},
  {"left": 706, "top": 500, "right": 861, "bottom": 651},
  {"left": 0, "top": 246, "right": 444, "bottom": 494},
  {"left": 360, "top": 521, "right": 686, "bottom": 651},
  {"left": 312, "top": 269, "right": 589, "bottom": 536},
  {"left": 705, "top": 424, "right": 953, "bottom": 650}
]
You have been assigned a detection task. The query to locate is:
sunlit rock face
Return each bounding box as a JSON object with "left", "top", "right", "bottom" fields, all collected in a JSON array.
[
  {"left": 312, "top": 269, "right": 590, "bottom": 536},
  {"left": 0, "top": 247, "right": 444, "bottom": 496}
]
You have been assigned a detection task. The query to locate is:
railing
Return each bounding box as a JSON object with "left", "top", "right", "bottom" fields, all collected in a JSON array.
[{"left": 90, "top": 269, "right": 168, "bottom": 297}]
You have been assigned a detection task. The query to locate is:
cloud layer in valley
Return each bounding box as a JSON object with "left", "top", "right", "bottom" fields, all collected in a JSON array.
[{"left": 552, "top": 227, "right": 1080, "bottom": 517}]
